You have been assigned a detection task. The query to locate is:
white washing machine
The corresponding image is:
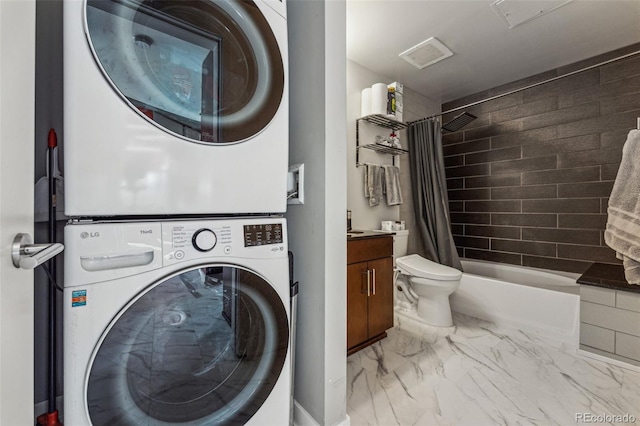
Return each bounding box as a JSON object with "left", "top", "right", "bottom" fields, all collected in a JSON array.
[
  {"left": 63, "top": 217, "right": 290, "bottom": 425},
  {"left": 63, "top": 0, "right": 288, "bottom": 216}
]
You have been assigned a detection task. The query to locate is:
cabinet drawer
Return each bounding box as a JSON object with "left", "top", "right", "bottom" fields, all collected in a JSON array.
[{"left": 347, "top": 236, "right": 392, "bottom": 264}]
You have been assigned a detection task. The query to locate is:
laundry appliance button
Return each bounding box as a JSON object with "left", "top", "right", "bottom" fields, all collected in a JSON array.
[
  {"left": 224, "top": 246, "right": 232, "bottom": 254},
  {"left": 174, "top": 250, "right": 185, "bottom": 260},
  {"left": 192, "top": 229, "right": 217, "bottom": 252}
]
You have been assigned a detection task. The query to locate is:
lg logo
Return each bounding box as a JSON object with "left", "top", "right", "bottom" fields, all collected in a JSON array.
[{"left": 80, "top": 232, "right": 100, "bottom": 239}]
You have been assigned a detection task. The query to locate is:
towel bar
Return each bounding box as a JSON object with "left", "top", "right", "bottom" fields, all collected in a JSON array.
[{"left": 356, "top": 158, "right": 397, "bottom": 167}]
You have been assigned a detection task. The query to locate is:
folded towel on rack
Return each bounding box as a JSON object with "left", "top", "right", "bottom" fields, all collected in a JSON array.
[
  {"left": 382, "top": 165, "right": 403, "bottom": 206},
  {"left": 363, "top": 164, "right": 370, "bottom": 198},
  {"left": 604, "top": 129, "right": 640, "bottom": 285},
  {"left": 363, "top": 163, "right": 384, "bottom": 206}
]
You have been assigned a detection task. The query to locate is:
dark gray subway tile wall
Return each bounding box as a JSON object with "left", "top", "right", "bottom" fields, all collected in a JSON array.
[{"left": 441, "top": 44, "right": 640, "bottom": 274}]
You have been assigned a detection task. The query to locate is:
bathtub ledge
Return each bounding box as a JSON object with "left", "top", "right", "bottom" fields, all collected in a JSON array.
[{"left": 577, "top": 263, "right": 640, "bottom": 294}]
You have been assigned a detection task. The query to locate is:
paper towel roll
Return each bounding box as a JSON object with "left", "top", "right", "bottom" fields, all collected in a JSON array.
[
  {"left": 360, "top": 87, "right": 372, "bottom": 117},
  {"left": 371, "top": 83, "right": 387, "bottom": 115}
]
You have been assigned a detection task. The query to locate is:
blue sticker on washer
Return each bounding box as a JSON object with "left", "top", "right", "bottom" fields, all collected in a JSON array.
[{"left": 71, "top": 290, "right": 87, "bottom": 307}]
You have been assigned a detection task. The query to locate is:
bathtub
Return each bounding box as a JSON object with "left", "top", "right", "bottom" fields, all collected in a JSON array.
[{"left": 450, "top": 259, "right": 580, "bottom": 348}]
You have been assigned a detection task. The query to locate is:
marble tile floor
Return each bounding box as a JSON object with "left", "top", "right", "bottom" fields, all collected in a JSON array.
[{"left": 347, "top": 313, "right": 640, "bottom": 426}]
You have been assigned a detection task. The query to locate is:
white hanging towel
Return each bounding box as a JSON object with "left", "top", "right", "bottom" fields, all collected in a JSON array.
[
  {"left": 363, "top": 164, "right": 383, "bottom": 207},
  {"left": 604, "top": 129, "right": 640, "bottom": 284},
  {"left": 382, "top": 165, "right": 403, "bottom": 206}
]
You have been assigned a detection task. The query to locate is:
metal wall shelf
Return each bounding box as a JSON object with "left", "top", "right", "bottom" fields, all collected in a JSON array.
[
  {"left": 356, "top": 115, "right": 409, "bottom": 167},
  {"left": 358, "top": 114, "right": 408, "bottom": 131},
  {"left": 358, "top": 143, "right": 408, "bottom": 156}
]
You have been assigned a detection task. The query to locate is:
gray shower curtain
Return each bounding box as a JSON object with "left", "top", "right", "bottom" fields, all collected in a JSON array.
[{"left": 407, "top": 119, "right": 462, "bottom": 270}]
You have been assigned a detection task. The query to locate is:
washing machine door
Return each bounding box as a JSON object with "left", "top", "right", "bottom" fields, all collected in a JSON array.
[
  {"left": 86, "top": 265, "right": 289, "bottom": 425},
  {"left": 85, "top": 0, "right": 284, "bottom": 144}
]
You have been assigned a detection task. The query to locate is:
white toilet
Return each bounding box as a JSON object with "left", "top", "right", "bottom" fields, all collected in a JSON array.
[{"left": 391, "top": 230, "right": 462, "bottom": 327}]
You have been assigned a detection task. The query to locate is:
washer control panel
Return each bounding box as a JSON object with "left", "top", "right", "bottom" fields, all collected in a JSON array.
[
  {"left": 162, "top": 218, "right": 286, "bottom": 265},
  {"left": 66, "top": 218, "right": 287, "bottom": 280}
]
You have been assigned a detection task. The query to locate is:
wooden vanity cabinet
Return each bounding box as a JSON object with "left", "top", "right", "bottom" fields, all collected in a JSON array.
[{"left": 347, "top": 236, "right": 394, "bottom": 355}]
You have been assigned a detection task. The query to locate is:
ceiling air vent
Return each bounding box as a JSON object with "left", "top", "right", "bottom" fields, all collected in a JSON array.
[
  {"left": 491, "top": 0, "right": 573, "bottom": 29},
  {"left": 398, "top": 37, "right": 453, "bottom": 70}
]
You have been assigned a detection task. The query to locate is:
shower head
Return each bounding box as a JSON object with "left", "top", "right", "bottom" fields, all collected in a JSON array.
[{"left": 442, "top": 112, "right": 477, "bottom": 132}]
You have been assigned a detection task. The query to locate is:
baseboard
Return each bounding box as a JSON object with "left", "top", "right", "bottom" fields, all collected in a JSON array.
[
  {"left": 577, "top": 347, "right": 640, "bottom": 372},
  {"left": 292, "top": 400, "right": 350, "bottom": 426},
  {"left": 293, "top": 400, "right": 320, "bottom": 426},
  {"left": 336, "top": 414, "right": 351, "bottom": 426},
  {"left": 34, "top": 396, "right": 64, "bottom": 422}
]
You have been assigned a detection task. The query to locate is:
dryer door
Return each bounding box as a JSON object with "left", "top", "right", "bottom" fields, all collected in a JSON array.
[
  {"left": 85, "top": 265, "right": 289, "bottom": 425},
  {"left": 85, "top": 0, "right": 284, "bottom": 144}
]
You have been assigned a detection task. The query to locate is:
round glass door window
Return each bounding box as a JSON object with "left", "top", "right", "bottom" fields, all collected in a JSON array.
[
  {"left": 85, "top": 0, "right": 285, "bottom": 143},
  {"left": 86, "top": 265, "right": 289, "bottom": 425}
]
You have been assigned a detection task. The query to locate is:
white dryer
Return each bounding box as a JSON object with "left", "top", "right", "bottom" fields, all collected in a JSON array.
[
  {"left": 63, "top": 217, "right": 290, "bottom": 425},
  {"left": 63, "top": 0, "right": 288, "bottom": 216}
]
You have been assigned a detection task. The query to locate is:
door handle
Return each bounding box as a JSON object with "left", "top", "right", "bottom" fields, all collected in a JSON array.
[
  {"left": 371, "top": 268, "right": 376, "bottom": 296},
  {"left": 12, "top": 233, "right": 64, "bottom": 270},
  {"left": 361, "top": 269, "right": 371, "bottom": 295}
]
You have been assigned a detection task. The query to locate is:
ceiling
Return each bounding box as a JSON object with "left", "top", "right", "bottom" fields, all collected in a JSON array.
[{"left": 346, "top": 0, "right": 640, "bottom": 104}]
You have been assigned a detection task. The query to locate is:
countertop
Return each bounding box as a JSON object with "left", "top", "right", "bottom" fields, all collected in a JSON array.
[
  {"left": 346, "top": 230, "right": 395, "bottom": 240},
  {"left": 577, "top": 262, "right": 640, "bottom": 294}
]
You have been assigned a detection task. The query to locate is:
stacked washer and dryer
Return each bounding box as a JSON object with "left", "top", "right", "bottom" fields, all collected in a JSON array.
[{"left": 62, "top": 0, "right": 291, "bottom": 424}]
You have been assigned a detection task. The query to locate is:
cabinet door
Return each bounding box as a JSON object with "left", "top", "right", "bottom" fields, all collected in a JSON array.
[
  {"left": 367, "top": 257, "right": 394, "bottom": 339},
  {"left": 347, "top": 262, "right": 369, "bottom": 349}
]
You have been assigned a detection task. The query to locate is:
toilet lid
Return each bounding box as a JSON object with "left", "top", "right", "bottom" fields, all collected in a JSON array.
[{"left": 396, "top": 254, "right": 462, "bottom": 281}]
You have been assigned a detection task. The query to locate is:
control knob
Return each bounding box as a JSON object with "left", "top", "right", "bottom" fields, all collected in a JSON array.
[{"left": 192, "top": 228, "right": 217, "bottom": 252}]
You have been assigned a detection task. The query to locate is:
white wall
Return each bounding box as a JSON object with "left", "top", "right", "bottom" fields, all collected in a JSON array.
[
  {"left": 346, "top": 60, "right": 440, "bottom": 253},
  {"left": 287, "top": 0, "right": 347, "bottom": 425},
  {"left": 323, "top": 2, "right": 348, "bottom": 424},
  {"left": 0, "top": 0, "right": 36, "bottom": 423}
]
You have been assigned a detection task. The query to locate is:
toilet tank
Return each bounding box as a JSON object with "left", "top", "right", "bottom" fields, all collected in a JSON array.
[{"left": 393, "top": 230, "right": 409, "bottom": 260}]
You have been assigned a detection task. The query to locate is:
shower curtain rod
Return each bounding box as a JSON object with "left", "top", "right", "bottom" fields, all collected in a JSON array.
[{"left": 408, "top": 49, "right": 640, "bottom": 125}]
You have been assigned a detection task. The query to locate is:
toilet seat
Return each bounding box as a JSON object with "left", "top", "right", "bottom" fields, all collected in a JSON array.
[
  {"left": 396, "top": 254, "right": 462, "bottom": 281},
  {"left": 410, "top": 276, "right": 460, "bottom": 288}
]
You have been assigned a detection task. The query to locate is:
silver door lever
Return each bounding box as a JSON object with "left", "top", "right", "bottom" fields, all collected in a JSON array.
[{"left": 12, "top": 233, "right": 64, "bottom": 270}]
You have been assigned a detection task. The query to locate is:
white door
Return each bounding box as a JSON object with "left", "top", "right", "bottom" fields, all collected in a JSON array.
[{"left": 0, "top": 0, "right": 36, "bottom": 424}]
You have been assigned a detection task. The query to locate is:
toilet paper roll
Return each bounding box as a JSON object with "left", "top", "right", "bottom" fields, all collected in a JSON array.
[
  {"left": 360, "top": 87, "right": 372, "bottom": 117},
  {"left": 371, "top": 83, "right": 387, "bottom": 115}
]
